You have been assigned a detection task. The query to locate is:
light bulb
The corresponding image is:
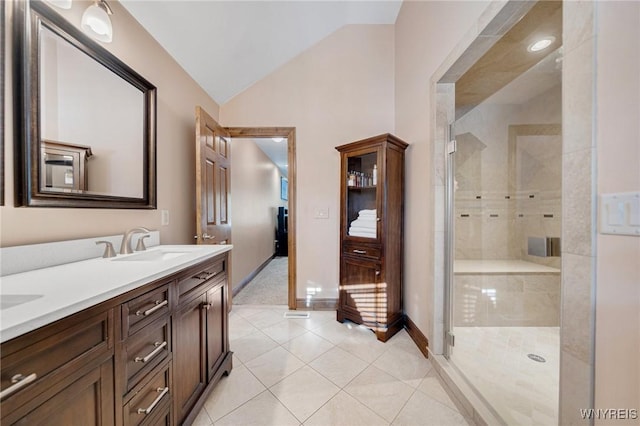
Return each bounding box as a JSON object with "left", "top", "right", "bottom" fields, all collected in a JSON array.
[
  {"left": 527, "top": 36, "right": 555, "bottom": 52},
  {"left": 81, "top": 3, "right": 113, "bottom": 43}
]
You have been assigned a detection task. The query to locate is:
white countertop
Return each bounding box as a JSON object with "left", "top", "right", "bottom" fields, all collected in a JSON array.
[
  {"left": 0, "top": 245, "right": 232, "bottom": 343},
  {"left": 454, "top": 259, "right": 561, "bottom": 274}
]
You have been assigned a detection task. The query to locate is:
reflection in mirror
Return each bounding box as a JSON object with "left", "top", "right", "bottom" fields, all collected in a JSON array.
[
  {"left": 14, "top": 0, "right": 156, "bottom": 208},
  {"left": 40, "top": 26, "right": 144, "bottom": 198}
]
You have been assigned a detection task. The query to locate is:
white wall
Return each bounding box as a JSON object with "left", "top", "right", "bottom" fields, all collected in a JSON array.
[
  {"left": 221, "top": 24, "right": 395, "bottom": 302},
  {"left": 2, "top": 0, "right": 220, "bottom": 247},
  {"left": 394, "top": 0, "right": 490, "bottom": 343},
  {"left": 230, "top": 138, "right": 286, "bottom": 292},
  {"left": 594, "top": 1, "right": 640, "bottom": 420}
]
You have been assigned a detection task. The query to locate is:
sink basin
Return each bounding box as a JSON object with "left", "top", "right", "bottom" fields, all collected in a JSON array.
[
  {"left": 1, "top": 294, "right": 44, "bottom": 310},
  {"left": 112, "top": 249, "right": 193, "bottom": 262}
]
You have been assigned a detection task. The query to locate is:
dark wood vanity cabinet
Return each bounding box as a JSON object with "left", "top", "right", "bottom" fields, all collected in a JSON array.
[
  {"left": 0, "top": 251, "right": 232, "bottom": 426},
  {"left": 173, "top": 257, "right": 230, "bottom": 425},
  {"left": 336, "top": 134, "right": 408, "bottom": 342},
  {"left": 0, "top": 308, "right": 115, "bottom": 425}
]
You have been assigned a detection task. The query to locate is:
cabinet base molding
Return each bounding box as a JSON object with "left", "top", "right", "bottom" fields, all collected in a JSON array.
[
  {"left": 295, "top": 298, "right": 337, "bottom": 310},
  {"left": 180, "top": 351, "right": 233, "bottom": 426},
  {"left": 404, "top": 315, "right": 429, "bottom": 358}
]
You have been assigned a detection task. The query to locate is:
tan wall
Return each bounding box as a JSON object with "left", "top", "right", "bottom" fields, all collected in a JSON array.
[
  {"left": 230, "top": 138, "right": 286, "bottom": 291},
  {"left": 595, "top": 1, "right": 640, "bottom": 420},
  {"left": 1, "top": 0, "right": 220, "bottom": 247},
  {"left": 221, "top": 25, "right": 395, "bottom": 302},
  {"left": 394, "top": 0, "right": 490, "bottom": 343}
]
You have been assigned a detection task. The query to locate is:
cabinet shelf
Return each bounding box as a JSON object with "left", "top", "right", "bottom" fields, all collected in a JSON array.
[{"left": 336, "top": 133, "right": 408, "bottom": 342}]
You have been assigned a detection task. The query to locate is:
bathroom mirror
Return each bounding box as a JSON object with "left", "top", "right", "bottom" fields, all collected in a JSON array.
[{"left": 14, "top": 0, "right": 156, "bottom": 208}]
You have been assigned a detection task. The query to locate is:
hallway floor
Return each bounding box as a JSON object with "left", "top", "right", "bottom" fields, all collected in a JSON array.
[
  {"left": 233, "top": 257, "right": 288, "bottom": 305},
  {"left": 193, "top": 305, "right": 471, "bottom": 425}
]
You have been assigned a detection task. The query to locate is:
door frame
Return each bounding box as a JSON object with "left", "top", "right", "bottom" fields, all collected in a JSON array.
[{"left": 226, "top": 127, "right": 297, "bottom": 310}]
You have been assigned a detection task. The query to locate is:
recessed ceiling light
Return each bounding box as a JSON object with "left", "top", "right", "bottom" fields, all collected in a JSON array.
[
  {"left": 528, "top": 36, "right": 556, "bottom": 52},
  {"left": 272, "top": 137, "right": 284, "bottom": 143}
]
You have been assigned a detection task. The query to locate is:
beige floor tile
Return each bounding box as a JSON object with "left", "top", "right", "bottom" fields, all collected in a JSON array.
[
  {"left": 309, "top": 320, "right": 358, "bottom": 345},
  {"left": 244, "top": 309, "right": 288, "bottom": 329},
  {"left": 215, "top": 390, "right": 301, "bottom": 426},
  {"left": 245, "top": 346, "right": 305, "bottom": 387},
  {"left": 270, "top": 366, "right": 340, "bottom": 422},
  {"left": 192, "top": 407, "right": 213, "bottom": 426},
  {"left": 303, "top": 391, "right": 388, "bottom": 426},
  {"left": 416, "top": 370, "right": 459, "bottom": 412},
  {"left": 392, "top": 391, "right": 471, "bottom": 426},
  {"left": 338, "top": 328, "right": 388, "bottom": 363},
  {"left": 230, "top": 329, "right": 279, "bottom": 363},
  {"left": 282, "top": 331, "right": 334, "bottom": 363},
  {"left": 309, "top": 346, "right": 368, "bottom": 387},
  {"left": 344, "top": 365, "right": 415, "bottom": 422},
  {"left": 229, "top": 314, "right": 258, "bottom": 340},
  {"left": 295, "top": 310, "right": 336, "bottom": 331},
  {"left": 262, "top": 319, "right": 308, "bottom": 344},
  {"left": 203, "top": 364, "right": 266, "bottom": 421},
  {"left": 374, "top": 344, "right": 432, "bottom": 388}
]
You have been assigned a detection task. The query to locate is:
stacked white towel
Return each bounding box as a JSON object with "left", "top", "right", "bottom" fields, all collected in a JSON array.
[{"left": 349, "top": 209, "right": 377, "bottom": 238}]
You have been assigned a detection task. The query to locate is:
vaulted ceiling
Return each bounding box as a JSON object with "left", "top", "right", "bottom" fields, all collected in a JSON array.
[{"left": 120, "top": 1, "right": 403, "bottom": 105}]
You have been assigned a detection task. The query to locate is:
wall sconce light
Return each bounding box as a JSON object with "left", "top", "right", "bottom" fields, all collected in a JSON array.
[
  {"left": 81, "top": 0, "right": 113, "bottom": 43},
  {"left": 45, "top": 0, "right": 72, "bottom": 9},
  {"left": 272, "top": 137, "right": 284, "bottom": 143}
]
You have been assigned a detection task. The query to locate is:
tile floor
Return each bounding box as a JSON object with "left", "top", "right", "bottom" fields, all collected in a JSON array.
[
  {"left": 451, "top": 327, "right": 559, "bottom": 425},
  {"left": 193, "top": 305, "right": 472, "bottom": 426}
]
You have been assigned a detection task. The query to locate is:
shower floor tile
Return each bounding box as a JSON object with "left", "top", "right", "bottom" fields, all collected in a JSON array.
[{"left": 450, "top": 326, "right": 559, "bottom": 426}]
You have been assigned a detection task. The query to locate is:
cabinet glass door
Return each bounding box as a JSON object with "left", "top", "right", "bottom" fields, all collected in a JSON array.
[{"left": 345, "top": 150, "right": 378, "bottom": 239}]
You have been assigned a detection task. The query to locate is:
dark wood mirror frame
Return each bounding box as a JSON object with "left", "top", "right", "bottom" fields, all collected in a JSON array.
[{"left": 13, "top": 0, "right": 157, "bottom": 208}]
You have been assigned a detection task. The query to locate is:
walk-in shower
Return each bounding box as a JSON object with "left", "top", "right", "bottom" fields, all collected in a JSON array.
[{"left": 443, "top": 2, "right": 563, "bottom": 423}]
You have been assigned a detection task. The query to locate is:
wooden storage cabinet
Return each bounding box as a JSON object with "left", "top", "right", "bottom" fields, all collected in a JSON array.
[
  {"left": 336, "top": 134, "right": 408, "bottom": 342},
  {"left": 0, "top": 308, "right": 115, "bottom": 425},
  {"left": 173, "top": 258, "right": 231, "bottom": 425},
  {"left": 0, "top": 251, "right": 231, "bottom": 426}
]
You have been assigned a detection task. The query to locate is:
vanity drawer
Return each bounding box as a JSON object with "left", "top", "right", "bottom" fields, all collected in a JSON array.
[
  {"left": 123, "top": 362, "right": 171, "bottom": 426},
  {"left": 0, "top": 308, "right": 113, "bottom": 411},
  {"left": 177, "top": 257, "right": 226, "bottom": 303},
  {"left": 123, "top": 317, "right": 171, "bottom": 394},
  {"left": 122, "top": 284, "right": 171, "bottom": 338},
  {"left": 343, "top": 241, "right": 381, "bottom": 260}
]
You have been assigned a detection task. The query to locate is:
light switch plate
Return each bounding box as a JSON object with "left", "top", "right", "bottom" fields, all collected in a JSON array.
[
  {"left": 161, "top": 210, "right": 170, "bottom": 226},
  {"left": 314, "top": 207, "right": 329, "bottom": 219},
  {"left": 600, "top": 192, "right": 640, "bottom": 236}
]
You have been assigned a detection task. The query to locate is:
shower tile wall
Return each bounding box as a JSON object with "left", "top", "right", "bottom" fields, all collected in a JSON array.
[
  {"left": 454, "top": 84, "right": 562, "bottom": 326},
  {"left": 454, "top": 85, "right": 562, "bottom": 264}
]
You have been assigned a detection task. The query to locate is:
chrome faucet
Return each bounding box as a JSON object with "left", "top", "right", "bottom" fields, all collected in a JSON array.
[{"left": 120, "top": 227, "right": 151, "bottom": 254}]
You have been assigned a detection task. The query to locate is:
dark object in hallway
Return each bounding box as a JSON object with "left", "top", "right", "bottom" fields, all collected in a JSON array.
[
  {"left": 276, "top": 207, "right": 288, "bottom": 256},
  {"left": 335, "top": 133, "right": 409, "bottom": 342}
]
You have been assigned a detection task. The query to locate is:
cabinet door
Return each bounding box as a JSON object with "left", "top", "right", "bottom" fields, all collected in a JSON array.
[
  {"left": 173, "top": 294, "right": 206, "bottom": 423},
  {"left": 342, "top": 147, "right": 381, "bottom": 242},
  {"left": 339, "top": 256, "right": 383, "bottom": 328},
  {"left": 6, "top": 358, "right": 114, "bottom": 425},
  {"left": 206, "top": 283, "right": 226, "bottom": 381}
]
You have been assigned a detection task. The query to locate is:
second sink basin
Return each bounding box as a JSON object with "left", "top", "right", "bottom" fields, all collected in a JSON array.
[{"left": 113, "top": 248, "right": 193, "bottom": 262}]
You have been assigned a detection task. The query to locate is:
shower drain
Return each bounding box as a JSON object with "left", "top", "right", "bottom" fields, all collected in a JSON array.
[{"left": 527, "top": 353, "right": 546, "bottom": 363}]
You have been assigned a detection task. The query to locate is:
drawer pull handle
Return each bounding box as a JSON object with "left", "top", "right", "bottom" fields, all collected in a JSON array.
[
  {"left": 137, "top": 387, "right": 169, "bottom": 415},
  {"left": 196, "top": 271, "right": 218, "bottom": 281},
  {"left": 201, "top": 302, "right": 212, "bottom": 310},
  {"left": 136, "top": 300, "right": 168, "bottom": 316},
  {"left": 376, "top": 270, "right": 381, "bottom": 276},
  {"left": 135, "top": 341, "right": 167, "bottom": 363},
  {"left": 0, "top": 373, "right": 37, "bottom": 401},
  {"left": 353, "top": 249, "right": 367, "bottom": 254}
]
